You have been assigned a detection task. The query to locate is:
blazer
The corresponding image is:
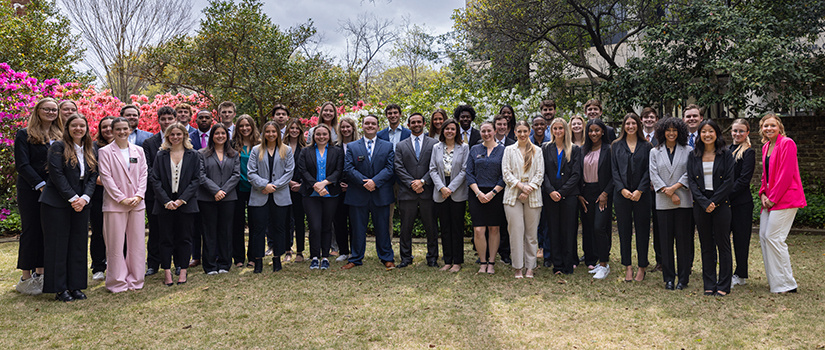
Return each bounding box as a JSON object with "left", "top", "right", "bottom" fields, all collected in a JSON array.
[
  {"left": 189, "top": 129, "right": 209, "bottom": 150},
  {"left": 495, "top": 136, "right": 516, "bottom": 147},
  {"left": 649, "top": 144, "right": 693, "bottom": 210},
  {"left": 759, "top": 134, "right": 806, "bottom": 211},
  {"left": 150, "top": 148, "right": 203, "bottom": 214},
  {"left": 611, "top": 139, "right": 652, "bottom": 194},
  {"left": 131, "top": 129, "right": 153, "bottom": 147},
  {"left": 297, "top": 145, "right": 344, "bottom": 197},
  {"left": 460, "top": 127, "right": 482, "bottom": 147},
  {"left": 39, "top": 141, "right": 98, "bottom": 208},
  {"left": 343, "top": 137, "right": 395, "bottom": 207},
  {"left": 197, "top": 149, "right": 240, "bottom": 202},
  {"left": 428, "top": 142, "right": 469, "bottom": 203},
  {"left": 142, "top": 133, "right": 163, "bottom": 201},
  {"left": 687, "top": 147, "right": 734, "bottom": 210},
  {"left": 394, "top": 135, "right": 437, "bottom": 201},
  {"left": 502, "top": 143, "right": 544, "bottom": 208},
  {"left": 290, "top": 144, "right": 304, "bottom": 182},
  {"left": 729, "top": 145, "right": 756, "bottom": 206},
  {"left": 98, "top": 142, "right": 148, "bottom": 212},
  {"left": 578, "top": 145, "right": 614, "bottom": 197},
  {"left": 247, "top": 145, "right": 294, "bottom": 207},
  {"left": 541, "top": 143, "right": 582, "bottom": 198},
  {"left": 14, "top": 128, "right": 50, "bottom": 190},
  {"left": 376, "top": 126, "right": 412, "bottom": 144}
]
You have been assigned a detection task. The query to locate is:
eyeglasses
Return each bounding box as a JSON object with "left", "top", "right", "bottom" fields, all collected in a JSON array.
[
  {"left": 731, "top": 130, "right": 748, "bottom": 134},
  {"left": 40, "top": 108, "right": 58, "bottom": 113}
]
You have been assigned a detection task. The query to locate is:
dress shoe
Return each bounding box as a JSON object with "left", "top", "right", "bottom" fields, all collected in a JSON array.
[
  {"left": 384, "top": 261, "right": 396, "bottom": 270},
  {"left": 70, "top": 290, "right": 87, "bottom": 300},
  {"left": 55, "top": 291, "right": 74, "bottom": 302},
  {"left": 543, "top": 260, "right": 552, "bottom": 268},
  {"left": 676, "top": 283, "right": 686, "bottom": 290},
  {"left": 145, "top": 267, "right": 157, "bottom": 276},
  {"left": 397, "top": 261, "right": 410, "bottom": 268},
  {"left": 502, "top": 257, "right": 512, "bottom": 265},
  {"left": 340, "top": 262, "right": 356, "bottom": 270},
  {"left": 294, "top": 254, "right": 304, "bottom": 262},
  {"left": 273, "top": 257, "right": 282, "bottom": 272},
  {"left": 188, "top": 259, "right": 200, "bottom": 268},
  {"left": 427, "top": 261, "right": 439, "bottom": 268},
  {"left": 665, "top": 281, "right": 675, "bottom": 290},
  {"left": 253, "top": 258, "right": 263, "bottom": 274},
  {"left": 652, "top": 264, "right": 663, "bottom": 272},
  {"left": 176, "top": 280, "right": 187, "bottom": 285}
]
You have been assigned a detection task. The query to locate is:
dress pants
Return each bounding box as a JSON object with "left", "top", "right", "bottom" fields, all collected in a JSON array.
[
  {"left": 333, "top": 193, "right": 352, "bottom": 256},
  {"left": 158, "top": 211, "right": 195, "bottom": 270},
  {"left": 41, "top": 204, "right": 89, "bottom": 294},
  {"left": 614, "top": 191, "right": 651, "bottom": 267},
  {"left": 16, "top": 184, "right": 44, "bottom": 270},
  {"left": 504, "top": 201, "right": 541, "bottom": 270},
  {"left": 303, "top": 196, "right": 337, "bottom": 258},
  {"left": 200, "top": 200, "right": 235, "bottom": 272},
  {"left": 249, "top": 196, "right": 288, "bottom": 259},
  {"left": 398, "top": 198, "right": 439, "bottom": 264},
  {"left": 145, "top": 199, "right": 161, "bottom": 271},
  {"left": 694, "top": 198, "right": 732, "bottom": 293},
  {"left": 657, "top": 208, "right": 693, "bottom": 285},
  {"left": 759, "top": 208, "right": 799, "bottom": 293},
  {"left": 192, "top": 212, "right": 204, "bottom": 260},
  {"left": 348, "top": 201, "right": 394, "bottom": 265},
  {"left": 731, "top": 201, "right": 754, "bottom": 278},
  {"left": 545, "top": 195, "right": 578, "bottom": 274},
  {"left": 288, "top": 191, "right": 306, "bottom": 254},
  {"left": 103, "top": 209, "right": 146, "bottom": 293},
  {"left": 89, "top": 187, "right": 107, "bottom": 273},
  {"left": 651, "top": 190, "right": 662, "bottom": 266},
  {"left": 580, "top": 183, "right": 611, "bottom": 264},
  {"left": 436, "top": 198, "right": 466, "bottom": 265},
  {"left": 233, "top": 189, "right": 251, "bottom": 265}
]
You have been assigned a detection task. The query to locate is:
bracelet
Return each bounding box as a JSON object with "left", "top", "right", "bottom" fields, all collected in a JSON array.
[{"left": 476, "top": 192, "right": 482, "bottom": 198}]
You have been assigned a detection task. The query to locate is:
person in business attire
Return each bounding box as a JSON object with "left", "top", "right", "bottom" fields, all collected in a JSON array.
[
  {"left": 90, "top": 116, "right": 115, "bottom": 281},
  {"left": 187, "top": 109, "right": 213, "bottom": 267},
  {"left": 492, "top": 114, "right": 515, "bottom": 265},
  {"left": 456, "top": 104, "right": 481, "bottom": 146},
  {"left": 542, "top": 118, "right": 582, "bottom": 275},
  {"left": 98, "top": 117, "right": 148, "bottom": 293},
  {"left": 578, "top": 119, "right": 614, "bottom": 280},
  {"left": 121, "top": 104, "right": 152, "bottom": 146},
  {"left": 682, "top": 104, "right": 703, "bottom": 148},
  {"left": 641, "top": 107, "right": 663, "bottom": 273},
  {"left": 466, "top": 121, "right": 506, "bottom": 274},
  {"left": 394, "top": 113, "right": 439, "bottom": 268},
  {"left": 198, "top": 123, "right": 240, "bottom": 275},
  {"left": 333, "top": 116, "right": 360, "bottom": 262},
  {"left": 142, "top": 107, "right": 178, "bottom": 277},
  {"left": 499, "top": 105, "right": 517, "bottom": 140},
  {"left": 429, "top": 118, "right": 469, "bottom": 272},
  {"left": 175, "top": 103, "right": 197, "bottom": 134},
  {"left": 758, "top": 114, "right": 805, "bottom": 294},
  {"left": 570, "top": 115, "right": 586, "bottom": 147},
  {"left": 40, "top": 114, "right": 97, "bottom": 302},
  {"left": 428, "top": 108, "right": 447, "bottom": 139},
  {"left": 377, "top": 103, "right": 411, "bottom": 242},
  {"left": 297, "top": 124, "right": 343, "bottom": 270},
  {"left": 247, "top": 121, "right": 295, "bottom": 273},
  {"left": 341, "top": 115, "right": 397, "bottom": 270},
  {"left": 649, "top": 117, "right": 693, "bottom": 290},
  {"left": 612, "top": 113, "right": 653, "bottom": 282},
  {"left": 13, "top": 98, "right": 61, "bottom": 295},
  {"left": 687, "top": 120, "right": 734, "bottom": 296},
  {"left": 583, "top": 99, "right": 615, "bottom": 143},
  {"left": 729, "top": 118, "right": 756, "bottom": 287},
  {"left": 529, "top": 115, "right": 551, "bottom": 265},
  {"left": 284, "top": 118, "right": 307, "bottom": 262},
  {"left": 502, "top": 121, "right": 544, "bottom": 279},
  {"left": 57, "top": 100, "right": 78, "bottom": 127},
  {"left": 308, "top": 101, "right": 340, "bottom": 145},
  {"left": 231, "top": 115, "right": 260, "bottom": 268},
  {"left": 217, "top": 101, "right": 237, "bottom": 137}
]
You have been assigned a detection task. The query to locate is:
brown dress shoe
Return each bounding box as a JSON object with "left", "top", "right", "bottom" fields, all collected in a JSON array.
[
  {"left": 384, "top": 261, "right": 396, "bottom": 270},
  {"left": 340, "top": 262, "right": 356, "bottom": 270},
  {"left": 188, "top": 259, "right": 201, "bottom": 268}
]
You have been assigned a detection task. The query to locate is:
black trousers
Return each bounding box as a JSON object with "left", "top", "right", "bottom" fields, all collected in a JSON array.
[
  {"left": 651, "top": 190, "right": 661, "bottom": 265},
  {"left": 145, "top": 198, "right": 161, "bottom": 271},
  {"left": 288, "top": 191, "right": 306, "bottom": 253},
  {"left": 200, "top": 200, "right": 235, "bottom": 272},
  {"left": 191, "top": 212, "right": 203, "bottom": 260},
  {"left": 249, "top": 196, "right": 288, "bottom": 258},
  {"left": 398, "top": 197, "right": 439, "bottom": 264},
  {"left": 333, "top": 193, "right": 352, "bottom": 255},
  {"left": 657, "top": 208, "right": 693, "bottom": 285},
  {"left": 158, "top": 211, "right": 194, "bottom": 270},
  {"left": 545, "top": 194, "right": 578, "bottom": 274},
  {"left": 614, "top": 191, "right": 651, "bottom": 267},
  {"left": 694, "top": 198, "right": 732, "bottom": 293},
  {"left": 16, "top": 182, "right": 44, "bottom": 270},
  {"left": 303, "top": 196, "right": 337, "bottom": 259},
  {"left": 89, "top": 187, "right": 107, "bottom": 273},
  {"left": 41, "top": 204, "right": 88, "bottom": 293},
  {"left": 233, "top": 189, "right": 251, "bottom": 265},
  {"left": 581, "top": 183, "right": 612, "bottom": 264},
  {"left": 436, "top": 198, "right": 466, "bottom": 264},
  {"left": 731, "top": 201, "right": 754, "bottom": 278}
]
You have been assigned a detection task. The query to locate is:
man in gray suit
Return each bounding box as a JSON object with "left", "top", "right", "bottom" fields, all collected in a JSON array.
[{"left": 394, "top": 113, "right": 439, "bottom": 268}]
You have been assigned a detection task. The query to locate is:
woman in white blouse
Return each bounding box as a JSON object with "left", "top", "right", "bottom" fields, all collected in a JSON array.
[
  {"left": 502, "top": 120, "right": 544, "bottom": 278},
  {"left": 429, "top": 118, "right": 469, "bottom": 272}
]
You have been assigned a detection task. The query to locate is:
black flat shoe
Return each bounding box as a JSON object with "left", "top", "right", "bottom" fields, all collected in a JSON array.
[
  {"left": 704, "top": 290, "right": 715, "bottom": 296},
  {"left": 273, "top": 257, "right": 282, "bottom": 272},
  {"left": 165, "top": 282, "right": 174, "bottom": 287},
  {"left": 70, "top": 290, "right": 87, "bottom": 300},
  {"left": 715, "top": 291, "right": 728, "bottom": 297},
  {"left": 55, "top": 291, "right": 74, "bottom": 302},
  {"left": 676, "top": 283, "right": 686, "bottom": 290},
  {"left": 176, "top": 280, "right": 187, "bottom": 285},
  {"left": 665, "top": 281, "right": 674, "bottom": 290}
]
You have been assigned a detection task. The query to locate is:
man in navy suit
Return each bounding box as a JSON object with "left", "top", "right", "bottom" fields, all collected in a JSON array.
[
  {"left": 376, "top": 103, "right": 411, "bottom": 240},
  {"left": 189, "top": 110, "right": 213, "bottom": 150},
  {"left": 122, "top": 104, "right": 152, "bottom": 146},
  {"left": 341, "top": 114, "right": 397, "bottom": 270}
]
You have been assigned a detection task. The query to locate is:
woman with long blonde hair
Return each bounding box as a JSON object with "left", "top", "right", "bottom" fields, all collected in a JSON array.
[
  {"left": 284, "top": 118, "right": 308, "bottom": 262},
  {"left": 542, "top": 118, "right": 581, "bottom": 275},
  {"left": 729, "top": 118, "right": 756, "bottom": 286},
  {"left": 333, "top": 116, "right": 360, "bottom": 261}
]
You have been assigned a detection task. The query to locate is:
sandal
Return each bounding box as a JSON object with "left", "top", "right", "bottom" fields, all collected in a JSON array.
[
  {"left": 449, "top": 264, "right": 461, "bottom": 273},
  {"left": 440, "top": 264, "right": 452, "bottom": 271},
  {"left": 634, "top": 267, "right": 646, "bottom": 282},
  {"left": 478, "top": 262, "right": 488, "bottom": 274},
  {"left": 487, "top": 262, "right": 495, "bottom": 275}
]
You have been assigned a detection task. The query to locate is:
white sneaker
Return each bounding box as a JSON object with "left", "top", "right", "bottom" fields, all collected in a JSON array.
[
  {"left": 218, "top": 269, "right": 229, "bottom": 274},
  {"left": 589, "top": 267, "right": 598, "bottom": 274},
  {"left": 593, "top": 265, "right": 610, "bottom": 280},
  {"left": 335, "top": 254, "right": 349, "bottom": 262},
  {"left": 731, "top": 275, "right": 746, "bottom": 286},
  {"left": 207, "top": 271, "right": 218, "bottom": 275},
  {"left": 15, "top": 274, "right": 43, "bottom": 295},
  {"left": 92, "top": 272, "right": 105, "bottom": 281}
]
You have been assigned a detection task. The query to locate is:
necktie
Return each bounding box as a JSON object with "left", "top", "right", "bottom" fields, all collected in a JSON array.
[
  {"left": 414, "top": 137, "right": 421, "bottom": 160},
  {"left": 497, "top": 139, "right": 503, "bottom": 146},
  {"left": 689, "top": 134, "right": 695, "bottom": 147},
  {"left": 464, "top": 131, "right": 469, "bottom": 143},
  {"left": 201, "top": 133, "right": 208, "bottom": 147},
  {"left": 367, "top": 139, "right": 374, "bottom": 161},
  {"left": 646, "top": 134, "right": 651, "bottom": 142}
]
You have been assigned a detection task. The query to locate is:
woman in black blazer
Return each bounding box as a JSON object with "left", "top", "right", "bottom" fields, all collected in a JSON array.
[
  {"left": 198, "top": 123, "right": 240, "bottom": 275},
  {"left": 688, "top": 120, "right": 734, "bottom": 296},
  {"left": 611, "top": 113, "right": 653, "bottom": 282},
  {"left": 729, "top": 119, "right": 756, "bottom": 286},
  {"left": 297, "top": 124, "right": 344, "bottom": 269},
  {"left": 578, "top": 119, "right": 614, "bottom": 280},
  {"left": 14, "top": 98, "right": 62, "bottom": 295},
  {"left": 284, "top": 118, "right": 307, "bottom": 262},
  {"left": 89, "top": 116, "right": 115, "bottom": 281},
  {"left": 40, "top": 114, "right": 98, "bottom": 302},
  {"left": 542, "top": 118, "right": 582, "bottom": 275},
  {"left": 150, "top": 123, "right": 203, "bottom": 286}
]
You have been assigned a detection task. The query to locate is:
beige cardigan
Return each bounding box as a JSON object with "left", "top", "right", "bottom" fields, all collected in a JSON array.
[{"left": 502, "top": 143, "right": 544, "bottom": 208}]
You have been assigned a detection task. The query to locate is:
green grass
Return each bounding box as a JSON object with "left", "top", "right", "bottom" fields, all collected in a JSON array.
[{"left": 1, "top": 232, "right": 824, "bottom": 349}]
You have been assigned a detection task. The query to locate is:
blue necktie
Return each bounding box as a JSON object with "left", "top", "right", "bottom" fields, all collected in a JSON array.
[
  {"left": 414, "top": 137, "right": 421, "bottom": 160},
  {"left": 367, "top": 139, "right": 374, "bottom": 161},
  {"left": 689, "top": 134, "right": 695, "bottom": 147}
]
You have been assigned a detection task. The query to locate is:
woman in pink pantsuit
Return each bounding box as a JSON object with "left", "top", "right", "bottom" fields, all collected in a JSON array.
[{"left": 98, "top": 117, "right": 148, "bottom": 293}]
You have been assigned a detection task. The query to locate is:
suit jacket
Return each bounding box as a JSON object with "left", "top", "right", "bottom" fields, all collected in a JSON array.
[
  {"left": 501, "top": 143, "right": 544, "bottom": 208},
  {"left": 578, "top": 144, "right": 614, "bottom": 197},
  {"left": 189, "top": 129, "right": 210, "bottom": 150},
  {"left": 687, "top": 147, "right": 734, "bottom": 210},
  {"left": 428, "top": 142, "right": 469, "bottom": 203},
  {"left": 494, "top": 136, "right": 516, "bottom": 147},
  {"left": 343, "top": 137, "right": 395, "bottom": 207},
  {"left": 728, "top": 145, "right": 755, "bottom": 206},
  {"left": 611, "top": 139, "right": 652, "bottom": 194},
  {"left": 394, "top": 134, "right": 436, "bottom": 201},
  {"left": 98, "top": 142, "right": 148, "bottom": 212},
  {"left": 150, "top": 148, "right": 202, "bottom": 214},
  {"left": 247, "top": 145, "right": 294, "bottom": 207},
  {"left": 14, "top": 128, "right": 50, "bottom": 190},
  {"left": 142, "top": 133, "right": 163, "bottom": 201},
  {"left": 39, "top": 141, "right": 98, "bottom": 208},
  {"left": 132, "top": 129, "right": 153, "bottom": 147},
  {"left": 197, "top": 149, "right": 240, "bottom": 202},
  {"left": 541, "top": 143, "right": 582, "bottom": 198},
  {"left": 297, "top": 145, "right": 344, "bottom": 197},
  {"left": 376, "top": 126, "right": 412, "bottom": 144},
  {"left": 759, "top": 134, "right": 806, "bottom": 211},
  {"left": 290, "top": 144, "right": 304, "bottom": 182},
  {"left": 460, "top": 127, "right": 481, "bottom": 147},
  {"left": 649, "top": 144, "right": 693, "bottom": 210}
]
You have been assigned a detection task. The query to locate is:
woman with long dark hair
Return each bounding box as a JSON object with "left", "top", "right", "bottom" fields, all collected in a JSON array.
[
  {"left": 579, "top": 119, "right": 613, "bottom": 280},
  {"left": 466, "top": 121, "right": 506, "bottom": 274},
  {"left": 429, "top": 118, "right": 469, "bottom": 273},
  {"left": 428, "top": 109, "right": 447, "bottom": 138},
  {"left": 542, "top": 118, "right": 581, "bottom": 275},
  {"left": 499, "top": 105, "right": 517, "bottom": 140},
  {"left": 89, "top": 116, "right": 115, "bottom": 281},
  {"left": 285, "top": 118, "right": 307, "bottom": 262},
  {"left": 231, "top": 114, "right": 260, "bottom": 268},
  {"left": 729, "top": 118, "right": 755, "bottom": 287},
  {"left": 332, "top": 116, "right": 360, "bottom": 262}
]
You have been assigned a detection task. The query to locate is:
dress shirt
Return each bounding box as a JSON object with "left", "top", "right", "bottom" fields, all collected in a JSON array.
[
  {"left": 364, "top": 136, "right": 376, "bottom": 159},
  {"left": 387, "top": 125, "right": 403, "bottom": 149},
  {"left": 495, "top": 135, "right": 507, "bottom": 146},
  {"left": 465, "top": 144, "right": 506, "bottom": 188},
  {"left": 128, "top": 131, "right": 137, "bottom": 144},
  {"left": 644, "top": 131, "right": 655, "bottom": 143},
  {"left": 501, "top": 144, "right": 544, "bottom": 208},
  {"left": 120, "top": 147, "right": 131, "bottom": 169},
  {"left": 461, "top": 127, "right": 472, "bottom": 144},
  {"left": 171, "top": 159, "right": 182, "bottom": 193},
  {"left": 67, "top": 143, "right": 91, "bottom": 204}
]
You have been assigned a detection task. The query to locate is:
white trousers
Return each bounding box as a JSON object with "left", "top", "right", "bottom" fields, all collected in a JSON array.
[
  {"left": 504, "top": 202, "right": 541, "bottom": 270},
  {"left": 759, "top": 208, "right": 798, "bottom": 293}
]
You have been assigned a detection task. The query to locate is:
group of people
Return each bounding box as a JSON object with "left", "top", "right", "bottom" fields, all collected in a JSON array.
[{"left": 13, "top": 97, "right": 805, "bottom": 302}]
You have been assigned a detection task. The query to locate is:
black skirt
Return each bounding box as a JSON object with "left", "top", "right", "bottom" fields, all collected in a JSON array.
[{"left": 468, "top": 186, "right": 505, "bottom": 227}]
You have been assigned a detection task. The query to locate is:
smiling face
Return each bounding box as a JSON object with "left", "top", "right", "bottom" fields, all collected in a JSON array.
[
  {"left": 495, "top": 118, "right": 508, "bottom": 137},
  {"left": 570, "top": 118, "right": 583, "bottom": 134},
  {"left": 167, "top": 127, "right": 186, "bottom": 147},
  {"left": 442, "top": 122, "right": 457, "bottom": 141},
  {"left": 123, "top": 107, "right": 140, "bottom": 130},
  {"left": 515, "top": 124, "right": 530, "bottom": 142},
  {"left": 99, "top": 118, "right": 113, "bottom": 142},
  {"left": 237, "top": 118, "right": 252, "bottom": 138},
  {"left": 665, "top": 127, "right": 678, "bottom": 144},
  {"left": 731, "top": 122, "right": 749, "bottom": 145},
  {"left": 458, "top": 111, "right": 473, "bottom": 130},
  {"left": 362, "top": 116, "right": 379, "bottom": 138},
  {"left": 408, "top": 114, "right": 425, "bottom": 136},
  {"left": 683, "top": 108, "right": 702, "bottom": 132},
  {"left": 339, "top": 121, "right": 353, "bottom": 138},
  {"left": 500, "top": 107, "right": 514, "bottom": 122},
  {"left": 761, "top": 117, "right": 780, "bottom": 142},
  {"left": 550, "top": 121, "right": 565, "bottom": 142},
  {"left": 321, "top": 105, "right": 336, "bottom": 124},
  {"left": 641, "top": 112, "right": 658, "bottom": 130},
  {"left": 541, "top": 106, "right": 555, "bottom": 119},
  {"left": 264, "top": 124, "right": 279, "bottom": 144},
  {"left": 68, "top": 118, "right": 87, "bottom": 144},
  {"left": 431, "top": 112, "right": 444, "bottom": 130},
  {"left": 176, "top": 108, "right": 192, "bottom": 126},
  {"left": 386, "top": 108, "right": 401, "bottom": 126},
  {"left": 39, "top": 101, "right": 59, "bottom": 124},
  {"left": 212, "top": 128, "right": 227, "bottom": 147},
  {"left": 700, "top": 124, "right": 716, "bottom": 146},
  {"left": 586, "top": 105, "right": 602, "bottom": 120},
  {"left": 60, "top": 103, "right": 77, "bottom": 125},
  {"left": 196, "top": 111, "right": 213, "bottom": 132},
  {"left": 314, "top": 126, "right": 330, "bottom": 146},
  {"left": 623, "top": 118, "right": 638, "bottom": 136},
  {"left": 588, "top": 124, "right": 603, "bottom": 144},
  {"left": 288, "top": 124, "right": 302, "bottom": 140},
  {"left": 158, "top": 113, "right": 176, "bottom": 133},
  {"left": 532, "top": 118, "right": 546, "bottom": 139},
  {"left": 112, "top": 120, "right": 131, "bottom": 143},
  {"left": 480, "top": 123, "right": 494, "bottom": 142}
]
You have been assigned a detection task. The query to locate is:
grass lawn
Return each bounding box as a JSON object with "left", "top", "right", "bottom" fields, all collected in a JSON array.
[{"left": 1, "top": 231, "right": 824, "bottom": 349}]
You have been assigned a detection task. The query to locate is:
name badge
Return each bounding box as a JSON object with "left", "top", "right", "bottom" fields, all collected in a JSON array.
[
  {"left": 357, "top": 155, "right": 365, "bottom": 162},
  {"left": 130, "top": 157, "right": 138, "bottom": 164}
]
